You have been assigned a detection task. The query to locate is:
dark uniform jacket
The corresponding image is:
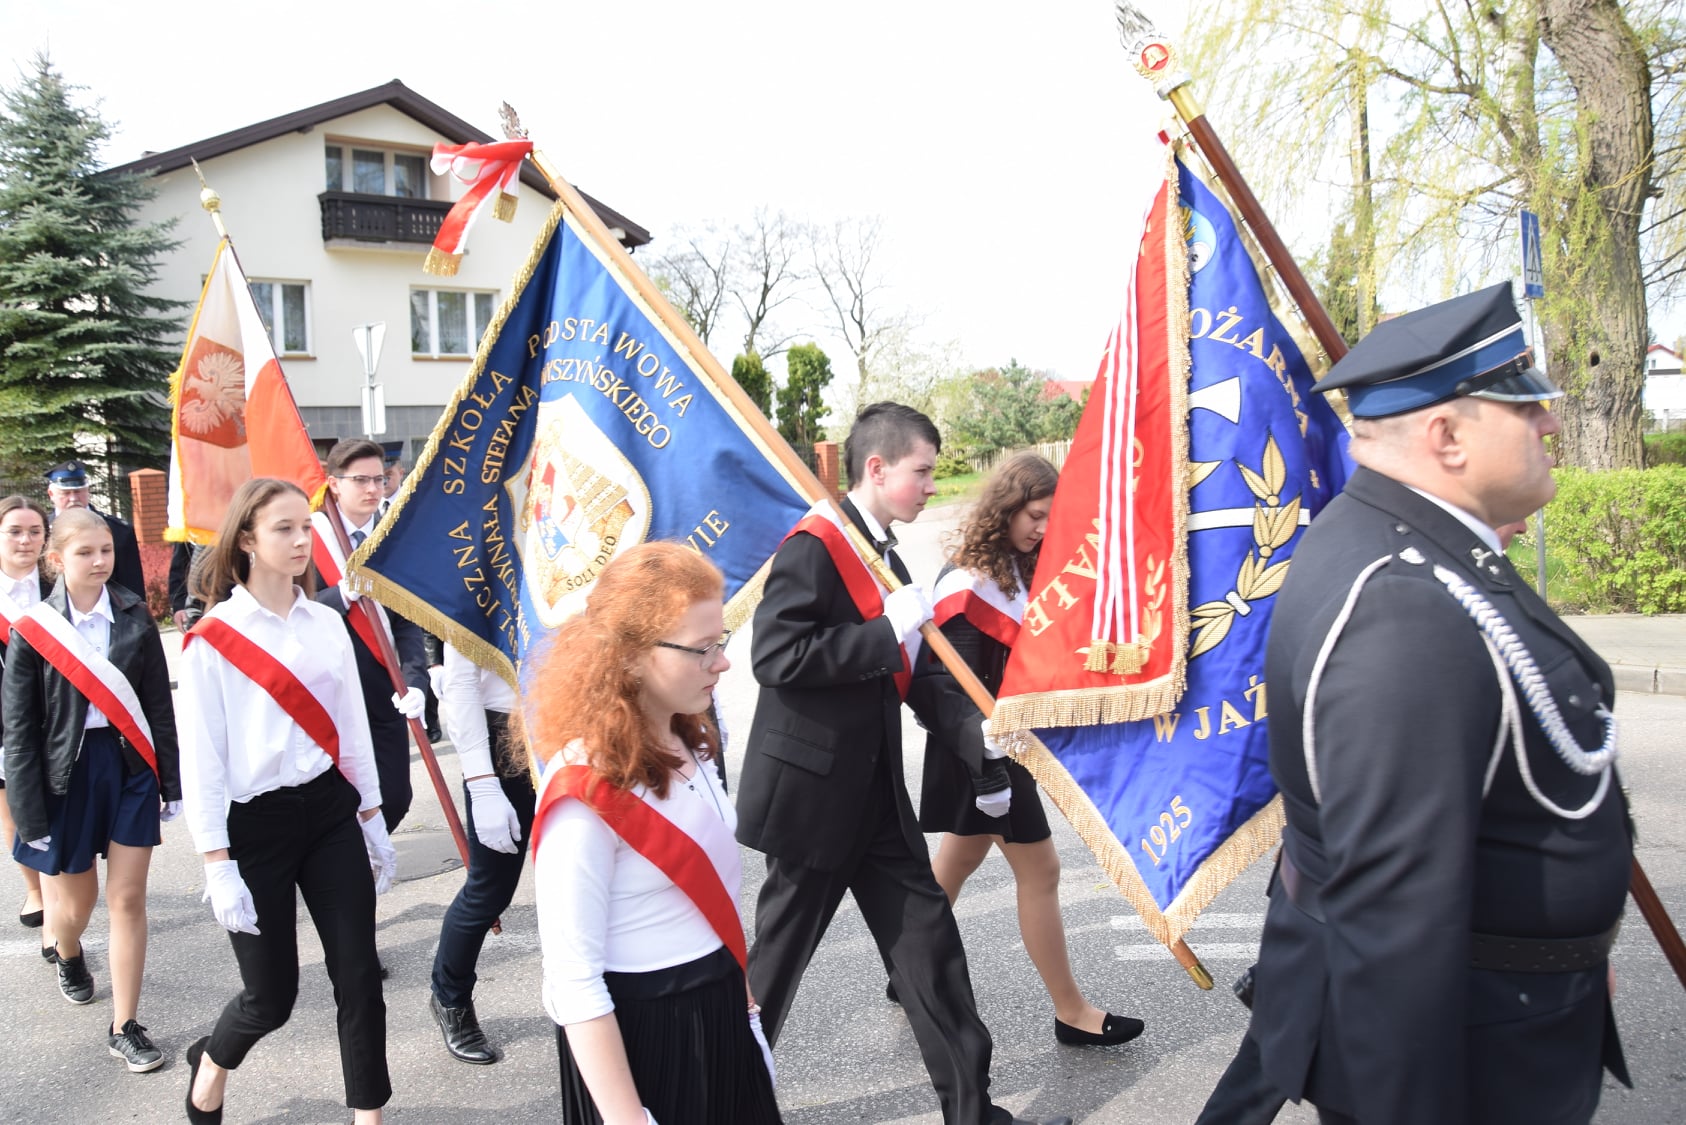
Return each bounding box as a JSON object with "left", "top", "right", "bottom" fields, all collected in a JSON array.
[
  {"left": 314, "top": 584, "right": 428, "bottom": 748},
  {"left": 96, "top": 508, "right": 147, "bottom": 605},
  {"left": 1251, "top": 466, "right": 1631, "bottom": 1125},
  {"left": 735, "top": 498, "right": 981, "bottom": 872},
  {"left": 2, "top": 581, "right": 181, "bottom": 841}
]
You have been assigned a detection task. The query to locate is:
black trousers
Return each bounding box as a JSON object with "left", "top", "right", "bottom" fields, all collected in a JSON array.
[
  {"left": 748, "top": 771, "right": 1005, "bottom": 1125},
  {"left": 209, "top": 769, "right": 390, "bottom": 1110},
  {"left": 369, "top": 718, "right": 413, "bottom": 833},
  {"left": 1196, "top": 1030, "right": 1288, "bottom": 1125},
  {"left": 430, "top": 765, "right": 535, "bottom": 1007}
]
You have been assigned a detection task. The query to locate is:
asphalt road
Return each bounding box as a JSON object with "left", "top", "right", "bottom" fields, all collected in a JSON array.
[{"left": 2, "top": 503, "right": 1682, "bottom": 1123}]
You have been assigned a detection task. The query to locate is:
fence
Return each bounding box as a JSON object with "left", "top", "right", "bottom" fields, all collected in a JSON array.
[
  {"left": 965, "top": 440, "right": 1074, "bottom": 475},
  {"left": 1644, "top": 409, "right": 1686, "bottom": 434}
]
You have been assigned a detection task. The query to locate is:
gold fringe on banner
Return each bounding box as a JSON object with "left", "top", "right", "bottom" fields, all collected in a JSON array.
[
  {"left": 493, "top": 192, "right": 518, "bottom": 223},
  {"left": 423, "top": 246, "right": 462, "bottom": 277},
  {"left": 1084, "top": 642, "right": 1113, "bottom": 673}
]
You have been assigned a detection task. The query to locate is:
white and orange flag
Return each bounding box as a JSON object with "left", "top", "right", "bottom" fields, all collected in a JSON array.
[{"left": 166, "top": 239, "right": 326, "bottom": 543}]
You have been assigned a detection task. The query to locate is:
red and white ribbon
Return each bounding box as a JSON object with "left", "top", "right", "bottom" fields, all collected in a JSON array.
[
  {"left": 426, "top": 140, "right": 534, "bottom": 274},
  {"left": 931, "top": 567, "right": 1025, "bottom": 650},
  {"left": 13, "top": 603, "right": 157, "bottom": 777}
]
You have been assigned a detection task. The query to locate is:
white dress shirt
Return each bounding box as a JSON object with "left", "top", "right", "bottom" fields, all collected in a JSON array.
[
  {"left": 1407, "top": 486, "right": 1503, "bottom": 556},
  {"left": 440, "top": 642, "right": 516, "bottom": 779},
  {"left": 3, "top": 567, "right": 42, "bottom": 612},
  {"left": 535, "top": 742, "right": 741, "bottom": 1026},
  {"left": 179, "top": 584, "right": 381, "bottom": 853},
  {"left": 67, "top": 587, "right": 113, "bottom": 729}
]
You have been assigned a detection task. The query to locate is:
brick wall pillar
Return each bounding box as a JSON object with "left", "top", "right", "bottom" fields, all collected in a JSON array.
[
  {"left": 128, "top": 468, "right": 168, "bottom": 545},
  {"left": 813, "top": 440, "right": 843, "bottom": 501}
]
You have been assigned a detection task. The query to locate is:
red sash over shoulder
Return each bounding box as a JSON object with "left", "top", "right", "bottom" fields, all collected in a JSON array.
[
  {"left": 184, "top": 618, "right": 341, "bottom": 763},
  {"left": 12, "top": 603, "right": 158, "bottom": 779},
  {"left": 785, "top": 506, "right": 916, "bottom": 700},
  {"left": 310, "top": 511, "right": 392, "bottom": 676},
  {"left": 931, "top": 566, "right": 1025, "bottom": 650},
  {"left": 531, "top": 762, "right": 747, "bottom": 971}
]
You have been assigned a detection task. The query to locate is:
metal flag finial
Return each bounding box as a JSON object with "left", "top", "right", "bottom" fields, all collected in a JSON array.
[
  {"left": 1113, "top": 1, "right": 1194, "bottom": 102},
  {"left": 499, "top": 103, "right": 528, "bottom": 142}
]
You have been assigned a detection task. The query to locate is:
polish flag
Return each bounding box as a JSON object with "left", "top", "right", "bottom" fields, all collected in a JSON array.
[{"left": 166, "top": 240, "right": 326, "bottom": 543}]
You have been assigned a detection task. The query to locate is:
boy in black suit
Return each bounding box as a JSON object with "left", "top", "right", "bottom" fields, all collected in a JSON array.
[{"left": 736, "top": 403, "right": 1070, "bottom": 1125}]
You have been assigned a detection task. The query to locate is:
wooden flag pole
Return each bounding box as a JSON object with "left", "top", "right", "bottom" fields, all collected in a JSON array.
[
  {"left": 500, "top": 104, "right": 1212, "bottom": 988},
  {"left": 1629, "top": 856, "right": 1686, "bottom": 991}
]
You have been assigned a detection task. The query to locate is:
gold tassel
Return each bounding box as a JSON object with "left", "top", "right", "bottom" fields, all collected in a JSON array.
[
  {"left": 1085, "top": 641, "right": 1113, "bottom": 673},
  {"left": 493, "top": 192, "right": 518, "bottom": 223},
  {"left": 1111, "top": 640, "right": 1149, "bottom": 676},
  {"left": 423, "top": 246, "right": 462, "bottom": 276}
]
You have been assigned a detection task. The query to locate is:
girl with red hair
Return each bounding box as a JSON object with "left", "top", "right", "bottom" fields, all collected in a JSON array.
[{"left": 527, "top": 541, "right": 780, "bottom": 1125}]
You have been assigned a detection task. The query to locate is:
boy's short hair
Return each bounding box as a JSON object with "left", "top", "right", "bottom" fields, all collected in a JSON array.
[
  {"left": 325, "top": 438, "right": 386, "bottom": 476},
  {"left": 844, "top": 402, "right": 941, "bottom": 484}
]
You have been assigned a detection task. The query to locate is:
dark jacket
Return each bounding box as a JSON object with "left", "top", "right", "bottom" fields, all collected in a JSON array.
[
  {"left": 2, "top": 580, "right": 181, "bottom": 841},
  {"left": 1251, "top": 467, "right": 1630, "bottom": 1125},
  {"left": 0, "top": 569, "right": 55, "bottom": 762},
  {"left": 735, "top": 498, "right": 980, "bottom": 872},
  {"left": 313, "top": 584, "right": 427, "bottom": 750}
]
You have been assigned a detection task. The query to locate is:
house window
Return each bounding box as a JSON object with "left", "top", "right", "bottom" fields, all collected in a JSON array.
[
  {"left": 411, "top": 288, "right": 496, "bottom": 357},
  {"left": 248, "top": 280, "right": 311, "bottom": 355},
  {"left": 325, "top": 143, "right": 430, "bottom": 198}
]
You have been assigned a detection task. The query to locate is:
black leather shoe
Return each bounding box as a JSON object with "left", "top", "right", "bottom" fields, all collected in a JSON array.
[
  {"left": 430, "top": 993, "right": 498, "bottom": 1064},
  {"left": 56, "top": 949, "right": 95, "bottom": 1005},
  {"left": 1054, "top": 1012, "right": 1145, "bottom": 1046},
  {"left": 20, "top": 899, "right": 43, "bottom": 928},
  {"left": 185, "top": 1036, "right": 224, "bottom": 1124}
]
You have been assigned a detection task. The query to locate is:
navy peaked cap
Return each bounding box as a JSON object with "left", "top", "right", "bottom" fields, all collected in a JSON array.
[
  {"left": 1312, "top": 281, "right": 1562, "bottom": 418},
  {"left": 45, "top": 460, "right": 89, "bottom": 487}
]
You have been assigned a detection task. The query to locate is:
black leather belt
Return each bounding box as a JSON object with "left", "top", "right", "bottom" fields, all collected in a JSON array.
[{"left": 1278, "top": 848, "right": 1618, "bottom": 972}]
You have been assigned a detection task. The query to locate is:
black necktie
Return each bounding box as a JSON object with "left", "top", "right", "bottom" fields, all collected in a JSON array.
[
  {"left": 875, "top": 531, "right": 897, "bottom": 557},
  {"left": 350, "top": 529, "right": 366, "bottom": 549}
]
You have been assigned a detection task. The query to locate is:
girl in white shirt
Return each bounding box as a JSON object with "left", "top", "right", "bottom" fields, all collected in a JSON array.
[
  {"left": 178, "top": 478, "right": 396, "bottom": 1125},
  {"left": 527, "top": 541, "right": 780, "bottom": 1125},
  {"left": 0, "top": 495, "right": 51, "bottom": 936}
]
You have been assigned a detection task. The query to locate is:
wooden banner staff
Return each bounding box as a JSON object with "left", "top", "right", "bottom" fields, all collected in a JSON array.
[
  {"left": 498, "top": 103, "right": 1214, "bottom": 989},
  {"left": 1112, "top": 2, "right": 1686, "bottom": 990}
]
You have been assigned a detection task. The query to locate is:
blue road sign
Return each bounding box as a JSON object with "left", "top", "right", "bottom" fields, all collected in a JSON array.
[{"left": 1521, "top": 210, "right": 1545, "bottom": 299}]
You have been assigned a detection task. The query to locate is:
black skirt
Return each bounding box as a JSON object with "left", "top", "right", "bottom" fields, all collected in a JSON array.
[
  {"left": 919, "top": 748, "right": 1052, "bottom": 843},
  {"left": 556, "top": 945, "right": 782, "bottom": 1125}
]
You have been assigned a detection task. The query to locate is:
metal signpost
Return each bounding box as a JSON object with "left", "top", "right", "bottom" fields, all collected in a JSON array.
[
  {"left": 1520, "top": 212, "right": 1548, "bottom": 600},
  {"left": 352, "top": 322, "right": 388, "bottom": 438}
]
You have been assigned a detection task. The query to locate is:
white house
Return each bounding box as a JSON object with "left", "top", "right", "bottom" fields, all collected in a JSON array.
[
  {"left": 1644, "top": 343, "right": 1686, "bottom": 429},
  {"left": 112, "top": 80, "right": 650, "bottom": 464}
]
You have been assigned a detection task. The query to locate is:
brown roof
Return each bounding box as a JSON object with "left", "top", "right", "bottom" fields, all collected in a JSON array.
[{"left": 105, "top": 79, "right": 650, "bottom": 248}]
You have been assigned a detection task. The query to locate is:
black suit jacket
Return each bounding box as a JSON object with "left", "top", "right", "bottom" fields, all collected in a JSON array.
[
  {"left": 95, "top": 509, "right": 146, "bottom": 603},
  {"left": 314, "top": 583, "right": 427, "bottom": 755},
  {"left": 1251, "top": 467, "right": 1630, "bottom": 1125},
  {"left": 3, "top": 580, "right": 181, "bottom": 840},
  {"left": 735, "top": 499, "right": 978, "bottom": 872}
]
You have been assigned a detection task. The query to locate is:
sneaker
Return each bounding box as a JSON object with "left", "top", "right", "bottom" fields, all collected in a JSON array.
[
  {"left": 56, "top": 950, "right": 95, "bottom": 1005},
  {"left": 41, "top": 945, "right": 58, "bottom": 965},
  {"left": 108, "top": 1019, "right": 165, "bottom": 1073}
]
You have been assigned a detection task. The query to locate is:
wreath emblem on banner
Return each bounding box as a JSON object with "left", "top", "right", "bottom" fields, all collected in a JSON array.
[{"left": 1189, "top": 433, "right": 1299, "bottom": 658}]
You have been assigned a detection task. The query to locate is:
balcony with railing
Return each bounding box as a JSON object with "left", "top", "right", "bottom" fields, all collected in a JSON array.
[{"left": 318, "top": 192, "right": 452, "bottom": 245}]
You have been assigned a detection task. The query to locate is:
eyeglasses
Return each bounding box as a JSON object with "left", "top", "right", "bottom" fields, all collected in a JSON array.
[
  {"left": 653, "top": 630, "right": 732, "bottom": 668},
  {"left": 3, "top": 526, "right": 45, "bottom": 539},
  {"left": 334, "top": 474, "right": 386, "bottom": 489}
]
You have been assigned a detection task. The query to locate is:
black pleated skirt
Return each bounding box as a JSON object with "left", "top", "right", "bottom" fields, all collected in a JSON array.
[{"left": 556, "top": 945, "right": 782, "bottom": 1124}]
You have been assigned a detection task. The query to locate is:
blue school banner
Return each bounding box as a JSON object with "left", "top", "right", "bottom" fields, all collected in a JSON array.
[
  {"left": 995, "top": 143, "right": 1353, "bottom": 951},
  {"left": 355, "top": 203, "right": 813, "bottom": 686}
]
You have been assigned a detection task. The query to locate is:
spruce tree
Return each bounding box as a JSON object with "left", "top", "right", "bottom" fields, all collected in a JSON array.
[{"left": 0, "top": 54, "right": 180, "bottom": 504}]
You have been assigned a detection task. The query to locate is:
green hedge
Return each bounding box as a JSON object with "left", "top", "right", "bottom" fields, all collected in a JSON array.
[
  {"left": 1644, "top": 432, "right": 1686, "bottom": 466},
  {"left": 1514, "top": 466, "right": 1686, "bottom": 614}
]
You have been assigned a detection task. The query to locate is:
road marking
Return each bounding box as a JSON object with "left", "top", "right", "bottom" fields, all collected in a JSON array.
[
  {"left": 1110, "top": 912, "right": 1265, "bottom": 930},
  {"left": 1115, "top": 940, "right": 1260, "bottom": 961}
]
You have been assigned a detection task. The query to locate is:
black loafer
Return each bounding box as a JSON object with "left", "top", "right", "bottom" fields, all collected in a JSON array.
[
  {"left": 20, "top": 903, "right": 43, "bottom": 928},
  {"left": 1053, "top": 1012, "right": 1145, "bottom": 1046},
  {"left": 430, "top": 994, "right": 498, "bottom": 1065},
  {"left": 186, "top": 1036, "right": 223, "bottom": 1124}
]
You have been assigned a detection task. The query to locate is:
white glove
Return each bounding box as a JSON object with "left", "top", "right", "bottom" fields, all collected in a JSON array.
[
  {"left": 204, "top": 860, "right": 261, "bottom": 935},
  {"left": 160, "top": 800, "right": 183, "bottom": 822},
  {"left": 360, "top": 813, "right": 398, "bottom": 894},
  {"left": 337, "top": 578, "right": 361, "bottom": 605},
  {"left": 974, "top": 787, "right": 1012, "bottom": 818},
  {"left": 882, "top": 584, "right": 932, "bottom": 644},
  {"left": 428, "top": 664, "right": 446, "bottom": 702},
  {"left": 392, "top": 686, "right": 425, "bottom": 721},
  {"left": 25, "top": 836, "right": 50, "bottom": 852},
  {"left": 467, "top": 775, "right": 523, "bottom": 854},
  {"left": 980, "top": 717, "right": 1008, "bottom": 759},
  {"left": 749, "top": 1008, "right": 776, "bottom": 1088}
]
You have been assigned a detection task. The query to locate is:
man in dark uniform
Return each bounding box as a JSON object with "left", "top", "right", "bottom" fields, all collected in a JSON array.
[
  {"left": 1231, "top": 283, "right": 1631, "bottom": 1125},
  {"left": 45, "top": 461, "right": 146, "bottom": 599}
]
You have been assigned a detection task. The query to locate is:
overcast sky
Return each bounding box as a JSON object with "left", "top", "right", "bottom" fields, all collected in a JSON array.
[{"left": 5, "top": 0, "right": 1678, "bottom": 384}]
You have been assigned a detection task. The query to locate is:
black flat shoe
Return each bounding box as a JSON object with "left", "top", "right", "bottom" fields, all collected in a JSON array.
[
  {"left": 185, "top": 1036, "right": 223, "bottom": 1124},
  {"left": 20, "top": 903, "right": 43, "bottom": 928},
  {"left": 1053, "top": 1013, "right": 1145, "bottom": 1047}
]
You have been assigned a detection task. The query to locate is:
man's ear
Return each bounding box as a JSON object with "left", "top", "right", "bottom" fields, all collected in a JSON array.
[
  {"left": 861, "top": 452, "right": 885, "bottom": 484},
  {"left": 1424, "top": 405, "right": 1469, "bottom": 470}
]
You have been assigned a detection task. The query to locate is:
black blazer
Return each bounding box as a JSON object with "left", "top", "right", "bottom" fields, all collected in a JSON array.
[
  {"left": 314, "top": 584, "right": 427, "bottom": 754},
  {"left": 3, "top": 580, "right": 181, "bottom": 841},
  {"left": 1251, "top": 467, "right": 1630, "bottom": 1125},
  {"left": 735, "top": 498, "right": 979, "bottom": 872}
]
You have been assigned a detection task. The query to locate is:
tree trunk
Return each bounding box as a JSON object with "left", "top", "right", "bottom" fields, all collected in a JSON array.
[{"left": 1537, "top": 0, "right": 1654, "bottom": 469}]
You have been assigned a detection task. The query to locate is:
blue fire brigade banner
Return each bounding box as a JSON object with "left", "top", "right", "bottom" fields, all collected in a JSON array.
[
  {"left": 997, "top": 144, "right": 1354, "bottom": 948},
  {"left": 354, "top": 202, "right": 813, "bottom": 687}
]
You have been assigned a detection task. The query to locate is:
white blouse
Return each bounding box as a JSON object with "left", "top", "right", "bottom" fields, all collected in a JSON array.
[
  {"left": 179, "top": 584, "right": 381, "bottom": 853},
  {"left": 535, "top": 745, "right": 741, "bottom": 1026},
  {"left": 440, "top": 642, "right": 516, "bottom": 779}
]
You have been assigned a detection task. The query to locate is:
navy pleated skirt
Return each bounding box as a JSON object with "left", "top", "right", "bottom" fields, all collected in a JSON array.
[{"left": 12, "top": 728, "right": 160, "bottom": 875}]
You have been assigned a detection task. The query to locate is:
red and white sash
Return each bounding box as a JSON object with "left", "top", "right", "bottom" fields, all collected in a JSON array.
[
  {"left": 310, "top": 510, "right": 392, "bottom": 675},
  {"left": 0, "top": 587, "right": 23, "bottom": 642},
  {"left": 931, "top": 566, "right": 1025, "bottom": 650},
  {"left": 785, "top": 501, "right": 921, "bottom": 700},
  {"left": 183, "top": 617, "right": 340, "bottom": 763},
  {"left": 530, "top": 761, "right": 747, "bottom": 971},
  {"left": 12, "top": 602, "right": 157, "bottom": 778}
]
